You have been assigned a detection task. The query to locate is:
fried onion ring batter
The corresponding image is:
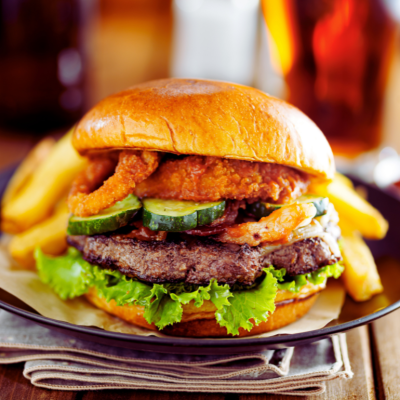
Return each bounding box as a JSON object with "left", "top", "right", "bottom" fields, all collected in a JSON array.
[
  {"left": 69, "top": 150, "right": 160, "bottom": 217},
  {"left": 215, "top": 203, "right": 317, "bottom": 246},
  {"left": 135, "top": 156, "right": 309, "bottom": 203}
]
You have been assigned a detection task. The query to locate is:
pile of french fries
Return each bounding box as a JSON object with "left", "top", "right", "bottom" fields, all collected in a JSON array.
[
  {"left": 1, "top": 129, "right": 88, "bottom": 269},
  {"left": 0, "top": 133, "right": 389, "bottom": 302},
  {"left": 310, "top": 174, "right": 388, "bottom": 301}
]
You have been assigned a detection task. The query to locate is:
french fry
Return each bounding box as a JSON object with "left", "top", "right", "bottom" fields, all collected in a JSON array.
[
  {"left": 310, "top": 174, "right": 387, "bottom": 300},
  {"left": 9, "top": 206, "right": 69, "bottom": 270},
  {"left": 310, "top": 177, "right": 388, "bottom": 240},
  {"left": 1, "top": 137, "right": 55, "bottom": 206},
  {"left": 1, "top": 129, "right": 87, "bottom": 234},
  {"left": 334, "top": 172, "right": 354, "bottom": 189},
  {"left": 338, "top": 217, "right": 357, "bottom": 237},
  {"left": 340, "top": 232, "right": 383, "bottom": 301}
]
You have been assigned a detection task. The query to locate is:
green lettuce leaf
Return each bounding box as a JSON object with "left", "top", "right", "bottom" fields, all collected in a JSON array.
[
  {"left": 276, "top": 273, "right": 308, "bottom": 293},
  {"left": 314, "top": 262, "right": 345, "bottom": 280},
  {"left": 208, "top": 279, "right": 232, "bottom": 309},
  {"left": 170, "top": 279, "right": 231, "bottom": 308},
  {"left": 34, "top": 248, "right": 234, "bottom": 330},
  {"left": 35, "top": 247, "right": 343, "bottom": 335},
  {"left": 268, "top": 262, "right": 345, "bottom": 293},
  {"left": 143, "top": 284, "right": 182, "bottom": 330},
  {"left": 215, "top": 268, "right": 277, "bottom": 336},
  {"left": 35, "top": 247, "right": 94, "bottom": 300}
]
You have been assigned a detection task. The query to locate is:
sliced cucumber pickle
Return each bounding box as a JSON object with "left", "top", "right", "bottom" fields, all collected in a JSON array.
[
  {"left": 196, "top": 201, "right": 226, "bottom": 226},
  {"left": 143, "top": 199, "right": 225, "bottom": 232},
  {"left": 67, "top": 194, "right": 142, "bottom": 236},
  {"left": 248, "top": 195, "right": 329, "bottom": 219}
]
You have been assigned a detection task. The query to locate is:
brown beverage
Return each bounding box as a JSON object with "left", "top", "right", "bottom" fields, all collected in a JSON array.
[
  {"left": 0, "top": 0, "right": 94, "bottom": 133},
  {"left": 262, "top": 0, "right": 396, "bottom": 155}
]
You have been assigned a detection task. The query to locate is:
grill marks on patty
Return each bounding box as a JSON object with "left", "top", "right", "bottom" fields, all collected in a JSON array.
[{"left": 67, "top": 233, "right": 341, "bottom": 286}]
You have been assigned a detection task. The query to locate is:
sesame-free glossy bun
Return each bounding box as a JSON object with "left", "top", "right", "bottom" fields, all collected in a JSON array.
[
  {"left": 84, "top": 282, "right": 324, "bottom": 338},
  {"left": 73, "top": 78, "right": 335, "bottom": 179}
]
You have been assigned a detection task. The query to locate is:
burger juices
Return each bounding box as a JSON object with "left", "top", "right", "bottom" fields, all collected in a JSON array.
[{"left": 35, "top": 79, "right": 344, "bottom": 337}]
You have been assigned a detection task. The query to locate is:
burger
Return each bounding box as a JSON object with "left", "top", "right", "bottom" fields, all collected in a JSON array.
[{"left": 35, "top": 78, "right": 344, "bottom": 337}]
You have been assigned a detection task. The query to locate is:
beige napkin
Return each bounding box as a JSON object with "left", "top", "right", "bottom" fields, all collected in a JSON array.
[{"left": 0, "top": 310, "right": 352, "bottom": 395}]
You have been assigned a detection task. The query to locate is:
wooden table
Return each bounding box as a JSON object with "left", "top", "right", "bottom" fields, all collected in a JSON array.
[{"left": 0, "top": 136, "right": 399, "bottom": 399}]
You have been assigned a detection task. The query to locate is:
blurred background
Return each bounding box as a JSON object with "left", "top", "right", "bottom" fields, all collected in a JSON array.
[{"left": 1, "top": 0, "right": 400, "bottom": 188}]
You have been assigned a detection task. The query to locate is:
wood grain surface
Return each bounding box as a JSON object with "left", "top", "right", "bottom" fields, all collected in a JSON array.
[{"left": 370, "top": 308, "right": 400, "bottom": 400}]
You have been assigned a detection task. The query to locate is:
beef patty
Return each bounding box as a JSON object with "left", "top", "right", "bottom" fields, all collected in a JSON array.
[
  {"left": 262, "top": 238, "right": 338, "bottom": 276},
  {"left": 67, "top": 233, "right": 340, "bottom": 286}
]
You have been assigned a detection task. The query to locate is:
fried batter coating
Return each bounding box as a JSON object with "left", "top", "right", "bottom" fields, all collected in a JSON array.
[
  {"left": 135, "top": 156, "right": 309, "bottom": 203},
  {"left": 69, "top": 150, "right": 160, "bottom": 217},
  {"left": 215, "top": 203, "right": 316, "bottom": 246}
]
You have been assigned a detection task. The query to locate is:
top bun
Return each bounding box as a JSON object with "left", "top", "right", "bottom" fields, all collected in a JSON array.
[{"left": 73, "top": 78, "right": 335, "bottom": 179}]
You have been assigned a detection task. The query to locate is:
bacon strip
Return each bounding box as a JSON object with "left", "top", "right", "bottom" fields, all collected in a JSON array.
[
  {"left": 114, "top": 221, "right": 167, "bottom": 242},
  {"left": 184, "top": 201, "right": 244, "bottom": 236}
]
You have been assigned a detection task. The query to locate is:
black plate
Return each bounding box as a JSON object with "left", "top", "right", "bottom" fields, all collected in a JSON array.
[{"left": 0, "top": 165, "right": 400, "bottom": 355}]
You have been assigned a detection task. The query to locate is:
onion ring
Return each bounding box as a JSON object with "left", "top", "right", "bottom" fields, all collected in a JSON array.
[{"left": 68, "top": 150, "right": 160, "bottom": 217}]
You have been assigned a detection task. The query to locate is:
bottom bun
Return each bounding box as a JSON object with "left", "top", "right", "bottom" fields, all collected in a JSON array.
[
  {"left": 85, "top": 283, "right": 324, "bottom": 338},
  {"left": 163, "top": 294, "right": 319, "bottom": 337}
]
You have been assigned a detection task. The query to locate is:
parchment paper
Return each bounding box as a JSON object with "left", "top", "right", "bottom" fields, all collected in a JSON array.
[{"left": 0, "top": 237, "right": 345, "bottom": 339}]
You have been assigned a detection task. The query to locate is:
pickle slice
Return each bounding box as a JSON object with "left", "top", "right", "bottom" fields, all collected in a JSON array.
[
  {"left": 142, "top": 199, "right": 225, "bottom": 232},
  {"left": 67, "top": 194, "right": 142, "bottom": 236},
  {"left": 248, "top": 195, "right": 329, "bottom": 219}
]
